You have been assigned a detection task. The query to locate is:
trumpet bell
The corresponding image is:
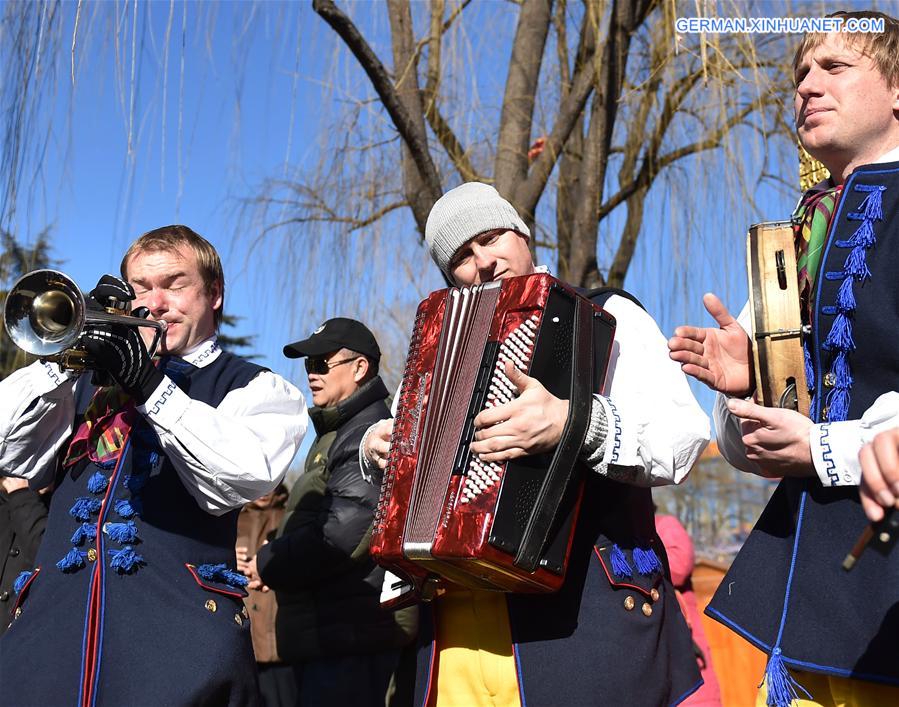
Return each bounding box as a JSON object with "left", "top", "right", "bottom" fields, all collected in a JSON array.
[{"left": 4, "top": 270, "right": 86, "bottom": 356}]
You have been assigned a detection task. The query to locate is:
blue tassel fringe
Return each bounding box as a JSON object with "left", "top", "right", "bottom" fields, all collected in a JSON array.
[
  {"left": 763, "top": 647, "right": 811, "bottom": 707},
  {"left": 108, "top": 546, "right": 145, "bottom": 574},
  {"left": 633, "top": 547, "right": 663, "bottom": 575},
  {"left": 57, "top": 548, "right": 88, "bottom": 573},
  {"left": 609, "top": 544, "right": 633, "bottom": 579},
  {"left": 196, "top": 563, "right": 250, "bottom": 588},
  {"left": 86, "top": 471, "right": 109, "bottom": 494},
  {"left": 70, "top": 522, "right": 97, "bottom": 545},
  {"left": 114, "top": 498, "right": 137, "bottom": 519},
  {"left": 69, "top": 497, "right": 102, "bottom": 522},
  {"left": 13, "top": 570, "right": 32, "bottom": 595},
  {"left": 106, "top": 521, "right": 139, "bottom": 544}
]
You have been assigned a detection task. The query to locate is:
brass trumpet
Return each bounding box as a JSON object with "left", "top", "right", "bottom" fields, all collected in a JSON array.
[{"left": 3, "top": 269, "right": 166, "bottom": 371}]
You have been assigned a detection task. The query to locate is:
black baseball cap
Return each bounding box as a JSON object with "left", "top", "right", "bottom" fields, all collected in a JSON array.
[{"left": 283, "top": 317, "right": 381, "bottom": 361}]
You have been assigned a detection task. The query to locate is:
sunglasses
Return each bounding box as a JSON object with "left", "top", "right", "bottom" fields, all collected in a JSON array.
[{"left": 305, "top": 356, "right": 359, "bottom": 375}]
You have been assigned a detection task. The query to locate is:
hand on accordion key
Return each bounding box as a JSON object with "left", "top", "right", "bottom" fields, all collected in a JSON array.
[
  {"left": 364, "top": 418, "right": 394, "bottom": 470},
  {"left": 470, "top": 360, "right": 570, "bottom": 462}
]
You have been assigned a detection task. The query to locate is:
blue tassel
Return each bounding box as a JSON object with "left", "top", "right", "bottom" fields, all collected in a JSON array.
[
  {"left": 831, "top": 351, "right": 853, "bottom": 389},
  {"left": 850, "top": 219, "right": 876, "bottom": 249},
  {"left": 57, "top": 548, "right": 88, "bottom": 573},
  {"left": 857, "top": 185, "right": 884, "bottom": 221},
  {"left": 633, "top": 546, "right": 663, "bottom": 576},
  {"left": 106, "top": 521, "right": 139, "bottom": 544},
  {"left": 823, "top": 313, "right": 854, "bottom": 352},
  {"left": 836, "top": 277, "right": 855, "bottom": 313},
  {"left": 609, "top": 544, "right": 633, "bottom": 579},
  {"left": 195, "top": 563, "right": 250, "bottom": 588},
  {"left": 108, "top": 546, "right": 145, "bottom": 574},
  {"left": 13, "top": 570, "right": 32, "bottom": 595},
  {"left": 114, "top": 498, "right": 138, "bottom": 519},
  {"left": 763, "top": 647, "right": 811, "bottom": 707},
  {"left": 69, "top": 497, "right": 102, "bottom": 522},
  {"left": 86, "top": 471, "right": 109, "bottom": 494},
  {"left": 803, "top": 342, "right": 815, "bottom": 390},
  {"left": 826, "top": 388, "right": 850, "bottom": 423},
  {"left": 844, "top": 246, "right": 871, "bottom": 281},
  {"left": 70, "top": 522, "right": 97, "bottom": 545}
]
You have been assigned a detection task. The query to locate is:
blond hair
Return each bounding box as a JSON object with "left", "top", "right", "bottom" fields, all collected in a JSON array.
[
  {"left": 793, "top": 11, "right": 899, "bottom": 88},
  {"left": 120, "top": 225, "right": 225, "bottom": 328}
]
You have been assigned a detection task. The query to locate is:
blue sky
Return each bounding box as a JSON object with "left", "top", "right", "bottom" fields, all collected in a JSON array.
[{"left": 5, "top": 1, "right": 812, "bottom": 455}]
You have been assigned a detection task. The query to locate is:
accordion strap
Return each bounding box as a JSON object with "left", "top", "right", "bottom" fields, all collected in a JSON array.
[{"left": 514, "top": 296, "right": 595, "bottom": 573}]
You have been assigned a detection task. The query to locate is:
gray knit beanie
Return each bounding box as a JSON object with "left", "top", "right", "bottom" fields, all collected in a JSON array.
[{"left": 425, "top": 182, "right": 530, "bottom": 274}]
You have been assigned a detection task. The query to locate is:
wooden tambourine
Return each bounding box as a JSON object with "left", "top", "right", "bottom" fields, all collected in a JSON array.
[{"left": 746, "top": 220, "right": 810, "bottom": 416}]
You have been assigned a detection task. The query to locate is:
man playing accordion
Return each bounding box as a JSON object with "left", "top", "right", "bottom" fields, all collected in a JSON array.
[{"left": 364, "top": 182, "right": 709, "bottom": 706}]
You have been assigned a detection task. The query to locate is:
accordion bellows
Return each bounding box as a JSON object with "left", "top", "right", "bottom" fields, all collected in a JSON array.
[{"left": 372, "top": 274, "right": 615, "bottom": 601}]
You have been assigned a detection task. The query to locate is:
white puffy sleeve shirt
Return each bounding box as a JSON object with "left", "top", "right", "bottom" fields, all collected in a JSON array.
[
  {"left": 590, "top": 294, "right": 710, "bottom": 486},
  {"left": 0, "top": 338, "right": 307, "bottom": 515},
  {"left": 712, "top": 303, "right": 899, "bottom": 487}
]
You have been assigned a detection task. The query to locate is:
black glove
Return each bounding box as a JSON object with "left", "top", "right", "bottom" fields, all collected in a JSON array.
[
  {"left": 82, "top": 323, "right": 163, "bottom": 403},
  {"left": 89, "top": 274, "right": 136, "bottom": 310},
  {"left": 82, "top": 275, "right": 162, "bottom": 402}
]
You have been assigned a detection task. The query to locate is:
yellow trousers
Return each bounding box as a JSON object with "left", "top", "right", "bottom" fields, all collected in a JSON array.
[
  {"left": 758, "top": 670, "right": 899, "bottom": 707},
  {"left": 434, "top": 588, "right": 521, "bottom": 707}
]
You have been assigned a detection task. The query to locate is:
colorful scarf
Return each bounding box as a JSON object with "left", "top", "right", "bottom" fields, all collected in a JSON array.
[
  {"left": 793, "top": 184, "right": 842, "bottom": 320},
  {"left": 63, "top": 387, "right": 136, "bottom": 468}
]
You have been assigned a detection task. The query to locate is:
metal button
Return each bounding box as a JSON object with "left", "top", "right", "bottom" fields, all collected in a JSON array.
[
  {"left": 623, "top": 595, "right": 635, "bottom": 611},
  {"left": 234, "top": 613, "right": 243, "bottom": 626},
  {"left": 8, "top": 547, "right": 19, "bottom": 557},
  {"left": 87, "top": 548, "right": 97, "bottom": 562},
  {"left": 205, "top": 599, "right": 217, "bottom": 613},
  {"left": 241, "top": 606, "right": 249, "bottom": 619},
  {"left": 642, "top": 602, "right": 653, "bottom": 617},
  {"left": 823, "top": 372, "right": 836, "bottom": 388},
  {"left": 14, "top": 607, "right": 22, "bottom": 619},
  {"left": 821, "top": 406, "right": 829, "bottom": 421},
  {"left": 0, "top": 591, "right": 8, "bottom": 602},
  {"left": 650, "top": 588, "right": 660, "bottom": 602}
]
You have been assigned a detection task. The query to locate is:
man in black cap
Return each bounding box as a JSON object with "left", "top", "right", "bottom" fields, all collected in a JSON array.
[{"left": 244, "top": 318, "right": 417, "bottom": 706}]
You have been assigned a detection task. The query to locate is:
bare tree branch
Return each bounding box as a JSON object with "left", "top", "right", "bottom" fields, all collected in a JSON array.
[
  {"left": 313, "top": 0, "right": 442, "bottom": 229},
  {"left": 495, "top": 0, "right": 553, "bottom": 198}
]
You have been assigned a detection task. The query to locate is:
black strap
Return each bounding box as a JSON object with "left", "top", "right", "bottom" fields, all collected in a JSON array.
[
  {"left": 584, "top": 285, "right": 645, "bottom": 311},
  {"left": 514, "top": 296, "right": 594, "bottom": 572}
]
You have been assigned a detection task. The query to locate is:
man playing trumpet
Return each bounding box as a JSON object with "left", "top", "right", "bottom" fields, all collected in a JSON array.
[{"left": 0, "top": 225, "right": 306, "bottom": 705}]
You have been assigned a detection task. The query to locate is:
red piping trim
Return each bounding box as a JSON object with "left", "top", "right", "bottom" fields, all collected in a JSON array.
[
  {"left": 184, "top": 564, "right": 247, "bottom": 598},
  {"left": 9, "top": 566, "right": 41, "bottom": 616},
  {"left": 592, "top": 546, "right": 658, "bottom": 598}
]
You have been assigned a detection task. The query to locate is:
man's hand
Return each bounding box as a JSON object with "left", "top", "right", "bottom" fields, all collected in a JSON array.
[
  {"left": 237, "top": 545, "right": 270, "bottom": 592},
  {"left": 859, "top": 428, "right": 899, "bottom": 522},
  {"left": 668, "top": 293, "right": 754, "bottom": 397},
  {"left": 726, "top": 398, "right": 814, "bottom": 478},
  {"left": 363, "top": 419, "right": 394, "bottom": 470},
  {"left": 1, "top": 476, "right": 30, "bottom": 494},
  {"left": 470, "top": 362, "right": 569, "bottom": 462}
]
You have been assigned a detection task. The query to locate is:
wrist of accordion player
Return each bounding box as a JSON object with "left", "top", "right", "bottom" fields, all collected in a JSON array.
[{"left": 582, "top": 395, "right": 645, "bottom": 485}]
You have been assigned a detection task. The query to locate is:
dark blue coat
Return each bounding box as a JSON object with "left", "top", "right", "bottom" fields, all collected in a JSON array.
[
  {"left": 707, "top": 162, "right": 899, "bottom": 686},
  {"left": 0, "top": 351, "right": 266, "bottom": 706}
]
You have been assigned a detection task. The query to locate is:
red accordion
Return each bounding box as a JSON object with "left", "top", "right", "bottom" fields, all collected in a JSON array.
[{"left": 371, "top": 274, "right": 615, "bottom": 602}]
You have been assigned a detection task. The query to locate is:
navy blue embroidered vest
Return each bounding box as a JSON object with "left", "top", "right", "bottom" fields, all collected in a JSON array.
[
  {"left": 707, "top": 162, "right": 899, "bottom": 690},
  {"left": 0, "top": 351, "right": 268, "bottom": 706}
]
